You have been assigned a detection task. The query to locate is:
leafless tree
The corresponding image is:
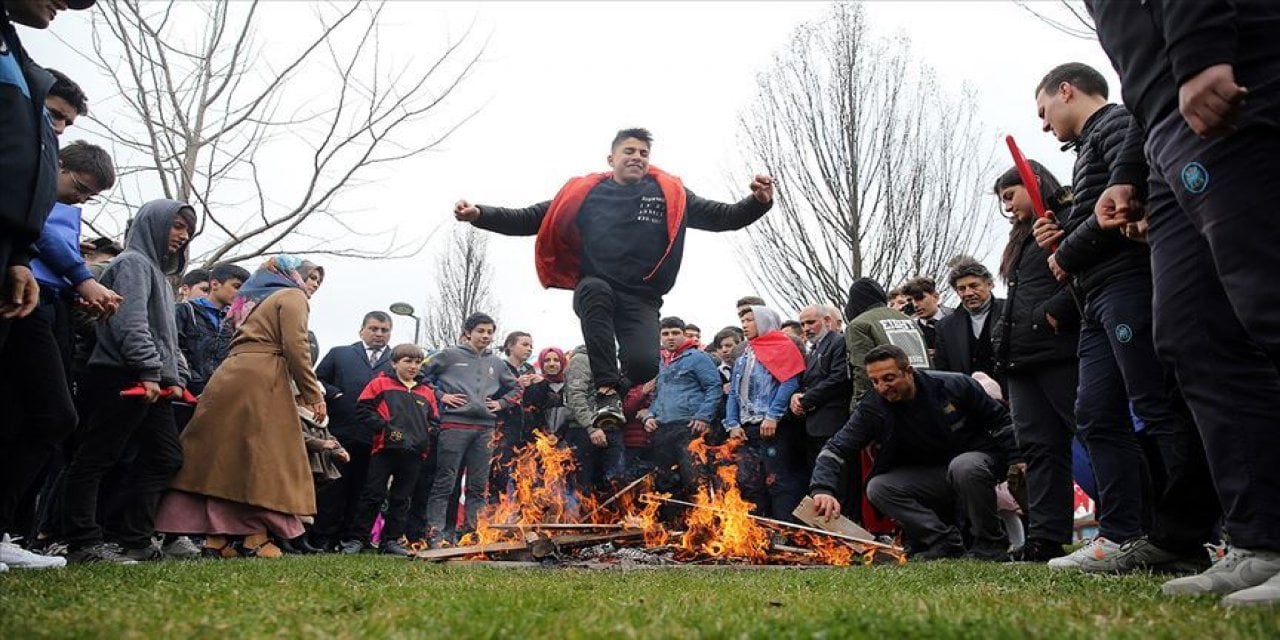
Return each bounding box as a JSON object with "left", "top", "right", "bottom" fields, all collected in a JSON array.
[
  {"left": 1014, "top": 1, "right": 1095, "bottom": 40},
  {"left": 732, "top": 2, "right": 995, "bottom": 314},
  {"left": 63, "top": 0, "right": 485, "bottom": 267},
  {"left": 421, "top": 225, "right": 498, "bottom": 350}
]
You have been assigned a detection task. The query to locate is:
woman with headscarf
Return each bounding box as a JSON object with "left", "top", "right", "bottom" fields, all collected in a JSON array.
[
  {"left": 724, "top": 305, "right": 808, "bottom": 521},
  {"left": 523, "top": 347, "right": 569, "bottom": 436},
  {"left": 297, "top": 260, "right": 325, "bottom": 362},
  {"left": 154, "top": 254, "right": 327, "bottom": 558}
]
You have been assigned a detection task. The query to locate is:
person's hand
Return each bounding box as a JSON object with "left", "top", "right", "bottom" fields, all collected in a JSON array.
[
  {"left": 789, "top": 393, "right": 805, "bottom": 416},
  {"left": 588, "top": 427, "right": 607, "bottom": 447},
  {"left": 760, "top": 418, "right": 778, "bottom": 439},
  {"left": 322, "top": 439, "right": 341, "bottom": 451},
  {"left": 1121, "top": 217, "right": 1149, "bottom": 243},
  {"left": 689, "top": 419, "right": 709, "bottom": 436},
  {"left": 0, "top": 266, "right": 39, "bottom": 319},
  {"left": 526, "top": 373, "right": 544, "bottom": 385},
  {"left": 643, "top": 416, "right": 658, "bottom": 433},
  {"left": 312, "top": 401, "right": 328, "bottom": 424},
  {"left": 140, "top": 380, "right": 162, "bottom": 403},
  {"left": 1032, "top": 215, "right": 1063, "bottom": 249},
  {"left": 727, "top": 427, "right": 746, "bottom": 440},
  {"left": 484, "top": 399, "right": 502, "bottom": 413},
  {"left": 750, "top": 174, "right": 774, "bottom": 204},
  {"left": 454, "top": 199, "right": 480, "bottom": 222},
  {"left": 641, "top": 379, "right": 657, "bottom": 395},
  {"left": 74, "top": 279, "right": 122, "bottom": 318},
  {"left": 335, "top": 448, "right": 351, "bottom": 463},
  {"left": 1045, "top": 313, "right": 1059, "bottom": 333},
  {"left": 1047, "top": 255, "right": 1069, "bottom": 282},
  {"left": 1007, "top": 462, "right": 1027, "bottom": 483},
  {"left": 812, "top": 493, "right": 841, "bottom": 520},
  {"left": 1095, "top": 184, "right": 1144, "bottom": 231},
  {"left": 441, "top": 393, "right": 467, "bottom": 408},
  {"left": 1179, "top": 63, "right": 1248, "bottom": 138},
  {"left": 165, "top": 386, "right": 185, "bottom": 402}
]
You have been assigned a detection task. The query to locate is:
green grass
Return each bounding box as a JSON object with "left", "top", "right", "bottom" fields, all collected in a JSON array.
[{"left": 1, "top": 556, "right": 1276, "bottom": 639}]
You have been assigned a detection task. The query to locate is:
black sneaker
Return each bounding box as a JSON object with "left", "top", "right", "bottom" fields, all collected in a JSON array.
[
  {"left": 68, "top": 542, "right": 139, "bottom": 565},
  {"left": 1106, "top": 536, "right": 1211, "bottom": 575},
  {"left": 338, "top": 539, "right": 365, "bottom": 555},
  {"left": 123, "top": 542, "right": 164, "bottom": 562},
  {"left": 1009, "top": 538, "right": 1066, "bottom": 563},
  {"left": 963, "top": 542, "right": 1011, "bottom": 562},
  {"left": 380, "top": 539, "right": 412, "bottom": 557},
  {"left": 592, "top": 391, "right": 625, "bottom": 430},
  {"left": 911, "top": 541, "right": 964, "bottom": 562}
]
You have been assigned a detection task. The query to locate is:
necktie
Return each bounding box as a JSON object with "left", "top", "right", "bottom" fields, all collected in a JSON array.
[{"left": 368, "top": 348, "right": 380, "bottom": 366}]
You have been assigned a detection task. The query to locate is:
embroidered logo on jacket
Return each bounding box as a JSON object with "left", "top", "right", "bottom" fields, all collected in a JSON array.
[{"left": 1181, "top": 162, "right": 1209, "bottom": 194}]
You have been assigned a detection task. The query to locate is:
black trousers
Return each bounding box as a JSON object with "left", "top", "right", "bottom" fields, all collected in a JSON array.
[
  {"left": 572, "top": 276, "right": 660, "bottom": 391},
  {"left": 311, "top": 438, "right": 372, "bottom": 544},
  {"left": 651, "top": 423, "right": 697, "bottom": 496},
  {"left": 736, "top": 423, "right": 807, "bottom": 523},
  {"left": 347, "top": 449, "right": 424, "bottom": 544},
  {"left": 0, "top": 293, "right": 78, "bottom": 537},
  {"left": 58, "top": 368, "right": 183, "bottom": 549},
  {"left": 1006, "top": 360, "right": 1077, "bottom": 546},
  {"left": 1144, "top": 110, "right": 1280, "bottom": 551},
  {"left": 405, "top": 441, "right": 440, "bottom": 541}
]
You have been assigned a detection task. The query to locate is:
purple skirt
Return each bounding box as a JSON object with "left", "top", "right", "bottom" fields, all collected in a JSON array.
[{"left": 155, "top": 490, "right": 305, "bottom": 539}]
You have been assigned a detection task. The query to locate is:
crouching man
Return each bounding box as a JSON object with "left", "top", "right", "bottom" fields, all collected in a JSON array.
[{"left": 810, "top": 345, "right": 1021, "bottom": 561}]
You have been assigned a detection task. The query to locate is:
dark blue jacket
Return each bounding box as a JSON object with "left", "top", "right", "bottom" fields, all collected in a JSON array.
[
  {"left": 650, "top": 344, "right": 722, "bottom": 425},
  {"left": 0, "top": 14, "right": 58, "bottom": 268},
  {"left": 315, "top": 341, "right": 393, "bottom": 444},
  {"left": 31, "top": 203, "right": 94, "bottom": 294},
  {"left": 810, "top": 370, "right": 1020, "bottom": 496}
]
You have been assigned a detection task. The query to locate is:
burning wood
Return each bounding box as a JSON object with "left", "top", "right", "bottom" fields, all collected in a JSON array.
[{"left": 432, "top": 431, "right": 906, "bottom": 566}]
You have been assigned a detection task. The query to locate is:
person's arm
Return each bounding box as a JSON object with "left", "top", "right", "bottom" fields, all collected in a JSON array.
[
  {"left": 1032, "top": 285, "right": 1081, "bottom": 332},
  {"left": 314, "top": 349, "right": 342, "bottom": 400},
  {"left": 34, "top": 224, "right": 93, "bottom": 287},
  {"left": 810, "top": 406, "right": 877, "bottom": 496},
  {"left": 564, "top": 355, "right": 595, "bottom": 428},
  {"left": 278, "top": 290, "right": 323, "bottom": 405},
  {"left": 102, "top": 258, "right": 162, "bottom": 381},
  {"left": 767, "top": 375, "right": 801, "bottom": 421},
  {"left": 845, "top": 326, "right": 874, "bottom": 406},
  {"left": 724, "top": 359, "right": 744, "bottom": 428},
  {"left": 1159, "top": 0, "right": 1238, "bottom": 88},
  {"left": 356, "top": 380, "right": 390, "bottom": 435},
  {"left": 801, "top": 340, "right": 849, "bottom": 412},
  {"left": 471, "top": 201, "right": 552, "bottom": 236},
  {"left": 932, "top": 325, "right": 953, "bottom": 372},
  {"left": 493, "top": 359, "right": 520, "bottom": 408},
  {"left": 964, "top": 377, "right": 1022, "bottom": 463},
  {"left": 1056, "top": 113, "right": 1145, "bottom": 274},
  {"left": 692, "top": 355, "right": 724, "bottom": 423},
  {"left": 684, "top": 189, "right": 772, "bottom": 232}
]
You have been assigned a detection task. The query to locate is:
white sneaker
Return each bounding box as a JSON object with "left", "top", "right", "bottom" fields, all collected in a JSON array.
[
  {"left": 1046, "top": 537, "right": 1124, "bottom": 571},
  {"left": 1222, "top": 570, "right": 1280, "bottom": 607},
  {"left": 0, "top": 534, "right": 67, "bottom": 570},
  {"left": 1163, "top": 548, "right": 1280, "bottom": 597},
  {"left": 162, "top": 536, "right": 201, "bottom": 560},
  {"left": 1, "top": 561, "right": 8, "bottom": 573}
]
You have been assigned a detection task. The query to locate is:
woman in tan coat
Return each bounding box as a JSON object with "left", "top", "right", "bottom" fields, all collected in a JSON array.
[{"left": 154, "top": 255, "right": 326, "bottom": 558}]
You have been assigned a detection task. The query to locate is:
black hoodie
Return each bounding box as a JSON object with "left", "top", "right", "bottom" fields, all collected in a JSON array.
[{"left": 90, "top": 200, "right": 196, "bottom": 386}]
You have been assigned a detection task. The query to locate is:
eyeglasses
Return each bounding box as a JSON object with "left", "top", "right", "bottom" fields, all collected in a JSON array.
[{"left": 64, "top": 170, "right": 101, "bottom": 204}]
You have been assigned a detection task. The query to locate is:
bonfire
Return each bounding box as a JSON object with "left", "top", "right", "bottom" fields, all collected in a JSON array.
[{"left": 426, "top": 431, "right": 905, "bottom": 567}]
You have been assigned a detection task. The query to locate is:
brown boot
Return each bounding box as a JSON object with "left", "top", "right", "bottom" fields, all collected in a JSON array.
[
  {"left": 242, "top": 532, "right": 284, "bottom": 559},
  {"left": 202, "top": 535, "right": 240, "bottom": 559}
]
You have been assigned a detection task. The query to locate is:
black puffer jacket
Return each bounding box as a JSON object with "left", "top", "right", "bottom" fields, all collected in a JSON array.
[
  {"left": 1054, "top": 103, "right": 1150, "bottom": 294},
  {"left": 993, "top": 235, "right": 1080, "bottom": 374}
]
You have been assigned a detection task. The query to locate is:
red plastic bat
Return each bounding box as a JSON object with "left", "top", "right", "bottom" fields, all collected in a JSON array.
[
  {"left": 1005, "top": 135, "right": 1049, "bottom": 220},
  {"left": 120, "top": 383, "right": 198, "bottom": 404}
]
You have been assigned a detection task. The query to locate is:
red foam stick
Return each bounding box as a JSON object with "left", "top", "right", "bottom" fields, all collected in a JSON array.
[
  {"left": 120, "top": 383, "right": 198, "bottom": 404},
  {"left": 1005, "top": 135, "right": 1049, "bottom": 220}
]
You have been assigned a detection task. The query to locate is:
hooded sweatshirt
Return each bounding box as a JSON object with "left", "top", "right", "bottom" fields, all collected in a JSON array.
[
  {"left": 421, "top": 341, "right": 519, "bottom": 428},
  {"left": 90, "top": 199, "right": 196, "bottom": 386},
  {"left": 726, "top": 306, "right": 804, "bottom": 426}
]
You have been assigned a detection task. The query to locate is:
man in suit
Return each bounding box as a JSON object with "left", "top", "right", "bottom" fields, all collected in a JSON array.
[
  {"left": 791, "top": 304, "right": 853, "bottom": 516},
  {"left": 934, "top": 259, "right": 1004, "bottom": 384},
  {"left": 309, "top": 311, "right": 393, "bottom": 551}
]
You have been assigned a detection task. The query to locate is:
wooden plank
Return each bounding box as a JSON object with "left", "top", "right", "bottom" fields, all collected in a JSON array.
[
  {"left": 791, "top": 495, "right": 876, "bottom": 542},
  {"left": 488, "top": 523, "right": 627, "bottom": 531},
  {"left": 411, "top": 540, "right": 530, "bottom": 561},
  {"left": 585, "top": 471, "right": 652, "bottom": 520},
  {"left": 642, "top": 494, "right": 902, "bottom": 552}
]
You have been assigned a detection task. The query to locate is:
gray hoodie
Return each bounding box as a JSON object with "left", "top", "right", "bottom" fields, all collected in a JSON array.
[
  {"left": 90, "top": 200, "right": 196, "bottom": 386},
  {"left": 422, "top": 341, "right": 519, "bottom": 427}
]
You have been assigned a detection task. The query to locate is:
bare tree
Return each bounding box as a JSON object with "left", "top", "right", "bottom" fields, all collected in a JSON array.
[
  {"left": 733, "top": 2, "right": 995, "bottom": 314},
  {"left": 63, "top": 0, "right": 485, "bottom": 267},
  {"left": 1014, "top": 1, "right": 1095, "bottom": 40},
  {"left": 421, "top": 225, "right": 498, "bottom": 350}
]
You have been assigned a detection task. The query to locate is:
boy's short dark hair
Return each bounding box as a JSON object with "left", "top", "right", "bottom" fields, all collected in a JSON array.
[
  {"left": 1036, "top": 62, "right": 1109, "bottom": 99},
  {"left": 659, "top": 316, "right": 686, "bottom": 331},
  {"left": 887, "top": 287, "right": 902, "bottom": 298},
  {"left": 391, "top": 343, "right": 425, "bottom": 362},
  {"left": 684, "top": 323, "right": 700, "bottom": 334},
  {"left": 865, "top": 344, "right": 911, "bottom": 369},
  {"left": 463, "top": 312, "right": 496, "bottom": 334},
  {"left": 611, "top": 127, "right": 652, "bottom": 150},
  {"left": 209, "top": 263, "right": 250, "bottom": 284},
  {"left": 59, "top": 140, "right": 114, "bottom": 190},
  {"left": 900, "top": 277, "right": 938, "bottom": 298},
  {"left": 502, "top": 330, "right": 530, "bottom": 354},
  {"left": 781, "top": 319, "right": 802, "bottom": 331},
  {"left": 712, "top": 328, "right": 740, "bottom": 347},
  {"left": 47, "top": 68, "right": 88, "bottom": 115},
  {"left": 362, "top": 311, "right": 392, "bottom": 328},
  {"left": 736, "top": 295, "right": 766, "bottom": 309},
  {"left": 180, "top": 268, "right": 210, "bottom": 288}
]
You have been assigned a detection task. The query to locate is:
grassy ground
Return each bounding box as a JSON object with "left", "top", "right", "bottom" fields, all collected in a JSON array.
[{"left": 1, "top": 555, "right": 1276, "bottom": 639}]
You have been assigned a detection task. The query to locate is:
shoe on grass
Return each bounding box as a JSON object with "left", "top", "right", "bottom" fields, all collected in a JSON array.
[
  {"left": 0, "top": 534, "right": 66, "bottom": 569},
  {"left": 162, "top": 536, "right": 201, "bottom": 560},
  {"left": 1046, "top": 537, "right": 1123, "bottom": 571},
  {"left": 124, "top": 542, "right": 164, "bottom": 562},
  {"left": 911, "top": 541, "right": 964, "bottom": 562},
  {"left": 1163, "top": 548, "right": 1280, "bottom": 597},
  {"left": 1009, "top": 538, "right": 1065, "bottom": 563},
  {"left": 381, "top": 539, "right": 412, "bottom": 557},
  {"left": 67, "top": 542, "right": 138, "bottom": 565},
  {"left": 1099, "top": 537, "right": 1209, "bottom": 574},
  {"left": 1222, "top": 570, "right": 1280, "bottom": 607},
  {"left": 338, "top": 539, "right": 365, "bottom": 555},
  {"left": 963, "top": 542, "right": 1010, "bottom": 562}
]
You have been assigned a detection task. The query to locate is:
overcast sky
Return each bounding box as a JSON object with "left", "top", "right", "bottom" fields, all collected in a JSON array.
[{"left": 21, "top": 1, "right": 1117, "bottom": 358}]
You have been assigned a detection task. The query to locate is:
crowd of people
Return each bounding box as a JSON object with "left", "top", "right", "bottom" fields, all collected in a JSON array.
[{"left": 2, "top": 0, "right": 1278, "bottom": 609}]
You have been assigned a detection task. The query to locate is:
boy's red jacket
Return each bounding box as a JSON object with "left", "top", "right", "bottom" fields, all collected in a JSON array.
[{"left": 356, "top": 372, "right": 439, "bottom": 455}]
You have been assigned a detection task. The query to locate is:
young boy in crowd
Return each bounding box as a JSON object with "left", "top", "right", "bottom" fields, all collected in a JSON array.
[
  {"left": 57, "top": 199, "right": 196, "bottom": 564},
  {"left": 175, "top": 262, "right": 249, "bottom": 396},
  {"left": 725, "top": 305, "right": 807, "bottom": 522},
  {"left": 342, "top": 344, "right": 438, "bottom": 556}
]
